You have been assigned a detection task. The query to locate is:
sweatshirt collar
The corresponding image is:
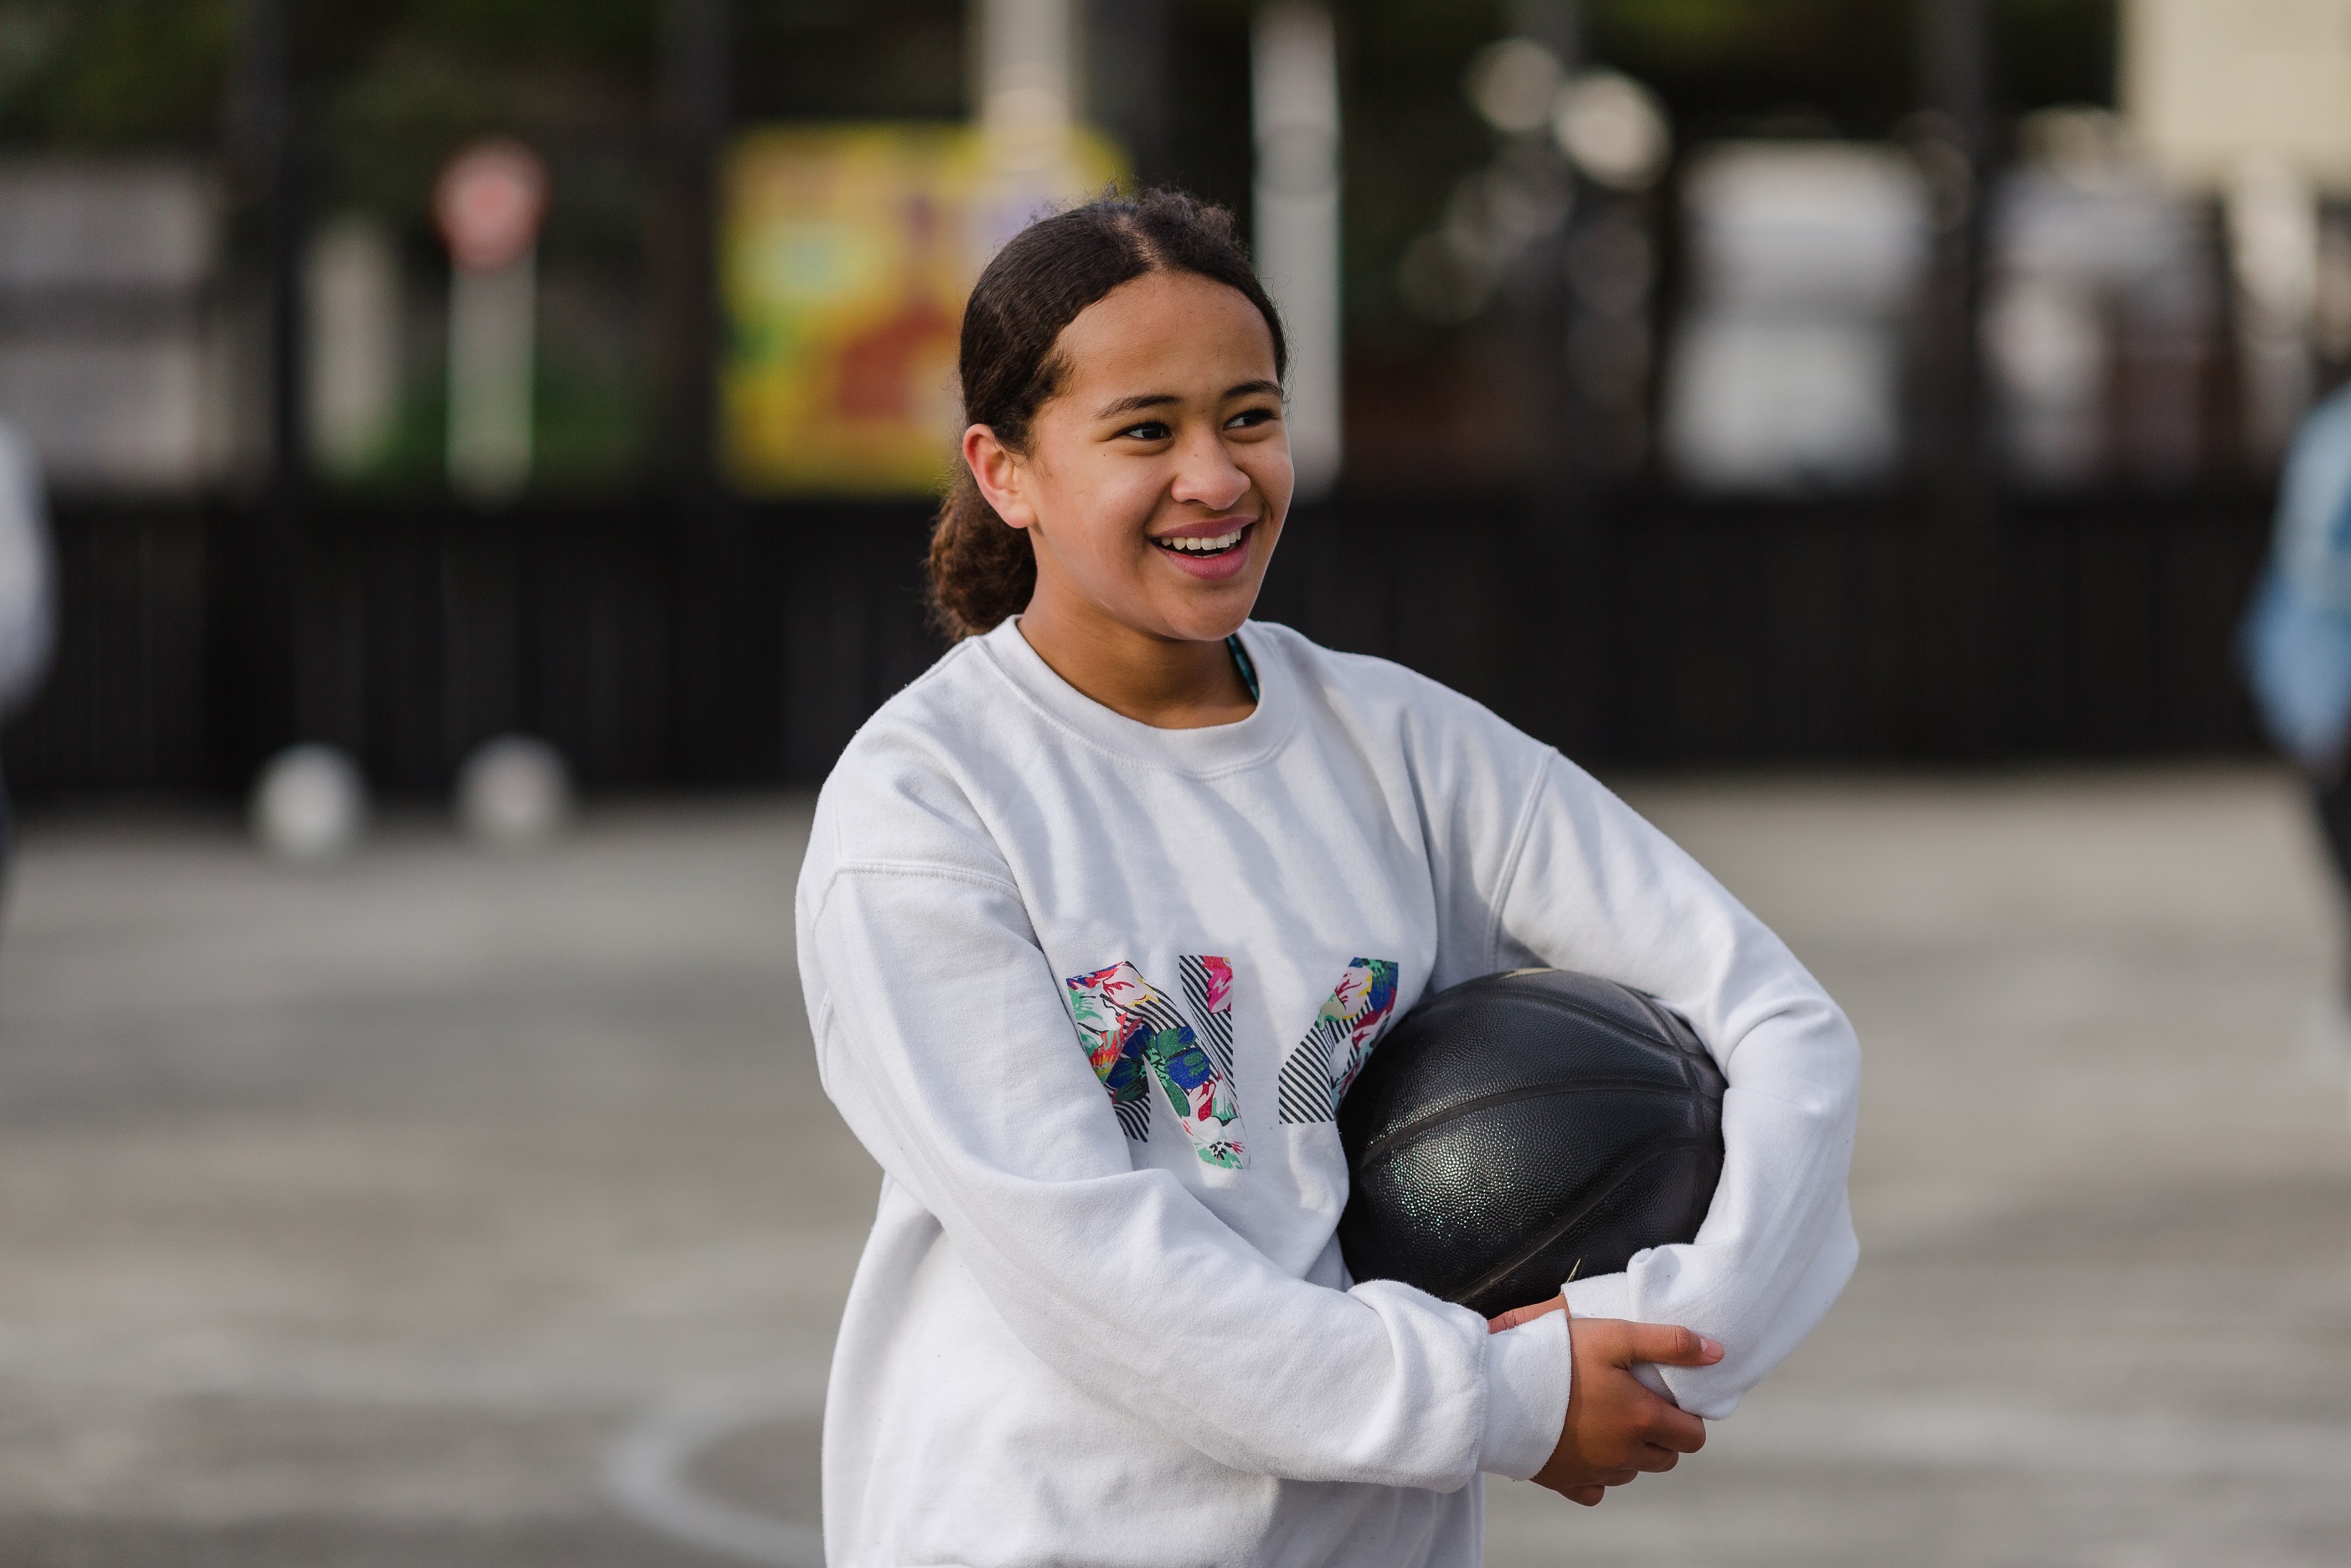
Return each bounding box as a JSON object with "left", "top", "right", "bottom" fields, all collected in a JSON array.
[{"left": 977, "top": 617, "right": 1297, "bottom": 776}]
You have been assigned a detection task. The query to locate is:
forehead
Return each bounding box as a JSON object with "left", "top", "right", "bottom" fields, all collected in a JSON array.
[{"left": 1052, "top": 271, "right": 1278, "bottom": 391}]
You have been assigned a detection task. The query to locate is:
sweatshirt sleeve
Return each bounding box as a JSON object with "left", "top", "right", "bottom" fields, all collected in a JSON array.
[
  {"left": 800, "top": 852, "right": 1565, "bottom": 1488},
  {"left": 1480, "top": 750, "right": 1861, "bottom": 1421}
]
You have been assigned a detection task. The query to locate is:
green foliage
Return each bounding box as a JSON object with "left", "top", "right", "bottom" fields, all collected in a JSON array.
[
  {"left": 306, "top": 3, "right": 663, "bottom": 497},
  {"left": 0, "top": 0, "right": 2123, "bottom": 487},
  {"left": 358, "top": 354, "right": 647, "bottom": 496},
  {"left": 0, "top": 0, "right": 234, "bottom": 147},
  {"left": 319, "top": 1, "right": 657, "bottom": 227},
  {"left": 1591, "top": 0, "right": 1788, "bottom": 66}
]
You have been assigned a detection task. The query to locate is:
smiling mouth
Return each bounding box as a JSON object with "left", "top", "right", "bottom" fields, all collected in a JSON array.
[{"left": 1152, "top": 521, "right": 1254, "bottom": 558}]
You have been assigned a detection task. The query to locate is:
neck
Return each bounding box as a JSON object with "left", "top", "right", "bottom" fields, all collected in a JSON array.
[{"left": 1014, "top": 597, "right": 1255, "bottom": 730}]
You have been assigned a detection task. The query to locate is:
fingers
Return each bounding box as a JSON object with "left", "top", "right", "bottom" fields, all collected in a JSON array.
[
  {"left": 1643, "top": 1402, "right": 1707, "bottom": 1454},
  {"left": 1551, "top": 1455, "right": 1673, "bottom": 1505},
  {"left": 1617, "top": 1322, "right": 1725, "bottom": 1369},
  {"left": 1486, "top": 1294, "right": 1565, "bottom": 1334}
]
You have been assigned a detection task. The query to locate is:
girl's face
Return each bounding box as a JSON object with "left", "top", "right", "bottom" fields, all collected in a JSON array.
[{"left": 965, "top": 270, "right": 1292, "bottom": 646}]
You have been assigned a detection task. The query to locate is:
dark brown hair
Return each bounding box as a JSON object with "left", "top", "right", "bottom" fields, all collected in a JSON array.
[{"left": 926, "top": 188, "right": 1289, "bottom": 641}]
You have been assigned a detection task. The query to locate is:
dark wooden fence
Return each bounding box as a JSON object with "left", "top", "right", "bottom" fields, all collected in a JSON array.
[{"left": 0, "top": 485, "right": 2276, "bottom": 802}]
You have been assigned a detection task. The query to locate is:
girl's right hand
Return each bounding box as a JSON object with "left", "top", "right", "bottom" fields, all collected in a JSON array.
[{"left": 1526, "top": 1311, "right": 1720, "bottom": 1504}]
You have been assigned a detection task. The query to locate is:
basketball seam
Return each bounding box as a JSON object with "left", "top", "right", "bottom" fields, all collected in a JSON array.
[
  {"left": 1478, "top": 990, "right": 1692, "bottom": 1052},
  {"left": 1440, "top": 1137, "right": 1713, "bottom": 1311},
  {"left": 1349, "top": 1079, "right": 1705, "bottom": 1173},
  {"left": 1626, "top": 987, "right": 1704, "bottom": 1055},
  {"left": 1404, "top": 992, "right": 1698, "bottom": 1081}
]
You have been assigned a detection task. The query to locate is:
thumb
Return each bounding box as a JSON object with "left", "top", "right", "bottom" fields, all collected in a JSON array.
[{"left": 1617, "top": 1323, "right": 1724, "bottom": 1368}]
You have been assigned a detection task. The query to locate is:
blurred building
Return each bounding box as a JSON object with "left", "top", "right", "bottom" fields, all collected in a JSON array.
[
  {"left": 0, "top": 0, "right": 2340, "bottom": 797},
  {"left": 2122, "top": 0, "right": 2351, "bottom": 459},
  {"left": 1982, "top": 110, "right": 2220, "bottom": 491},
  {"left": 0, "top": 159, "right": 239, "bottom": 496},
  {"left": 1663, "top": 142, "right": 1928, "bottom": 493}
]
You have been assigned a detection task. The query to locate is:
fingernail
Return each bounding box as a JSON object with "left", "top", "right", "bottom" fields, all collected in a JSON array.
[{"left": 1699, "top": 1336, "right": 1724, "bottom": 1359}]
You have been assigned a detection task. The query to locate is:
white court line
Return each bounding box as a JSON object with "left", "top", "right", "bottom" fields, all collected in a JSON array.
[
  {"left": 605, "top": 1377, "right": 827, "bottom": 1568},
  {"left": 600, "top": 1382, "right": 2351, "bottom": 1566}
]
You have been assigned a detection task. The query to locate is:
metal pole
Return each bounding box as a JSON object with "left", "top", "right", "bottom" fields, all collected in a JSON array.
[
  {"left": 1916, "top": 0, "right": 1997, "bottom": 753},
  {"left": 248, "top": 0, "right": 302, "bottom": 508},
  {"left": 1508, "top": 0, "right": 1578, "bottom": 492},
  {"left": 663, "top": 0, "right": 754, "bottom": 781},
  {"left": 1086, "top": 0, "right": 1173, "bottom": 183},
  {"left": 223, "top": 0, "right": 302, "bottom": 781},
  {"left": 1497, "top": 0, "right": 1592, "bottom": 749},
  {"left": 665, "top": 0, "right": 728, "bottom": 498},
  {"left": 1919, "top": 0, "right": 1990, "bottom": 462}
]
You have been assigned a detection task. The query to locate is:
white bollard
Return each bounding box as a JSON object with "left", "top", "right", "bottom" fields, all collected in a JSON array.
[
  {"left": 456, "top": 735, "right": 573, "bottom": 848},
  {"left": 251, "top": 744, "right": 369, "bottom": 861}
]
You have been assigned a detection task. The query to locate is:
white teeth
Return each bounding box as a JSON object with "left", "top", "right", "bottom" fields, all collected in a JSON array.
[{"left": 1161, "top": 529, "right": 1245, "bottom": 554}]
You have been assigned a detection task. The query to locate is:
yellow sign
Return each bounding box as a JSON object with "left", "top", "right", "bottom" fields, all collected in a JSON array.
[{"left": 723, "top": 124, "right": 1125, "bottom": 495}]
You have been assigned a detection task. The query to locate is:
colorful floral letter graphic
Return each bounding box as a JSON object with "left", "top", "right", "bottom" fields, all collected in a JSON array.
[
  {"left": 1065, "top": 958, "right": 1245, "bottom": 1168},
  {"left": 1277, "top": 958, "right": 1401, "bottom": 1123}
]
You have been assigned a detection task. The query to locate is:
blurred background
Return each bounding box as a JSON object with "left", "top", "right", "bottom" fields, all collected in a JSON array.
[
  {"left": 2, "top": 2, "right": 2350, "bottom": 1565},
  {"left": 4, "top": 0, "right": 2345, "bottom": 788}
]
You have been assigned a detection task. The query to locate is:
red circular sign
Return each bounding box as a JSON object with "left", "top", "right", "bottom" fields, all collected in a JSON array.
[{"left": 434, "top": 139, "right": 550, "bottom": 273}]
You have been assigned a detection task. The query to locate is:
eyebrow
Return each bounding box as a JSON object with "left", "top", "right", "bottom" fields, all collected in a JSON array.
[{"left": 1092, "top": 379, "right": 1284, "bottom": 420}]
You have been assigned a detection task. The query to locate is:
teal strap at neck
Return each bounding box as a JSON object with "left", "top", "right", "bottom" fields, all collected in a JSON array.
[{"left": 1225, "top": 633, "right": 1259, "bottom": 703}]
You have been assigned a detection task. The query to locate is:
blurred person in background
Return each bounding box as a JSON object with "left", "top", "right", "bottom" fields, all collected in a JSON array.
[
  {"left": 2243, "top": 381, "right": 2351, "bottom": 1001},
  {"left": 0, "top": 419, "right": 54, "bottom": 900}
]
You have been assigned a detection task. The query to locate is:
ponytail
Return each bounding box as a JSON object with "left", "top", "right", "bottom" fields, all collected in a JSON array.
[
  {"left": 924, "top": 188, "right": 1286, "bottom": 641},
  {"left": 927, "top": 469, "right": 1037, "bottom": 642}
]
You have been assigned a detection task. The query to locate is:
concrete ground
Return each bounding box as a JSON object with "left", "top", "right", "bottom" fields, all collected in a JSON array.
[{"left": 0, "top": 768, "right": 2346, "bottom": 1566}]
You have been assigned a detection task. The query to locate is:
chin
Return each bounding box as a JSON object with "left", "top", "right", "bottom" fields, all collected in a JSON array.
[
  {"left": 1172, "top": 606, "right": 1257, "bottom": 644},
  {"left": 1132, "top": 587, "right": 1248, "bottom": 643}
]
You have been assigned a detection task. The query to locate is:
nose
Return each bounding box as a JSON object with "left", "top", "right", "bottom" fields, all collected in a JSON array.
[{"left": 1167, "top": 425, "right": 1251, "bottom": 513}]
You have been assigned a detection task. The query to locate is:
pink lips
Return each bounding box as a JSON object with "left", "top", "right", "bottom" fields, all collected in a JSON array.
[{"left": 1150, "top": 519, "right": 1256, "bottom": 583}]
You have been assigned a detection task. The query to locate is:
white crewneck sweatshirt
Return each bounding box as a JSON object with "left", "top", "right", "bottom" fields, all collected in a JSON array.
[{"left": 797, "top": 618, "right": 1859, "bottom": 1568}]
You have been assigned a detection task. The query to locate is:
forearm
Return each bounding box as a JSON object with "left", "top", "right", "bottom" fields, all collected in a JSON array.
[
  {"left": 1485, "top": 759, "right": 1863, "bottom": 1417},
  {"left": 1564, "top": 1113, "right": 1858, "bottom": 1417}
]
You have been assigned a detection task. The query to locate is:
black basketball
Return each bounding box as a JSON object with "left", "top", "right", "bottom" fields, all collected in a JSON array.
[{"left": 1337, "top": 967, "right": 1725, "bottom": 1319}]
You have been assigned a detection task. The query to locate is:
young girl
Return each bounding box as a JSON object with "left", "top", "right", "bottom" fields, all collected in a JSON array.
[{"left": 797, "top": 190, "right": 1859, "bottom": 1566}]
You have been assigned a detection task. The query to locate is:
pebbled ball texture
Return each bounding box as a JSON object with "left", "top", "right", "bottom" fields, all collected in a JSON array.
[{"left": 1337, "top": 967, "right": 1725, "bottom": 1319}]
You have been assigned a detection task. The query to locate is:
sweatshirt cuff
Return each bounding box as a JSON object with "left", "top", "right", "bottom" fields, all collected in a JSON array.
[
  {"left": 1564, "top": 1270, "right": 1677, "bottom": 1400},
  {"left": 1563, "top": 1270, "right": 1632, "bottom": 1323},
  {"left": 1478, "top": 1308, "right": 1571, "bottom": 1479}
]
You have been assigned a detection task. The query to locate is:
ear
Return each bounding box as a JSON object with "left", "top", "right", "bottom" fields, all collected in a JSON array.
[{"left": 962, "top": 425, "right": 1036, "bottom": 531}]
